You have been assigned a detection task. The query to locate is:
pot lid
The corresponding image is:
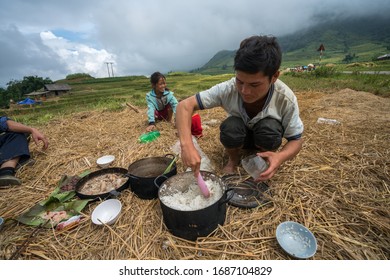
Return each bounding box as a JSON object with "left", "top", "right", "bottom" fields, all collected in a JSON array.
[{"left": 221, "top": 174, "right": 271, "bottom": 208}]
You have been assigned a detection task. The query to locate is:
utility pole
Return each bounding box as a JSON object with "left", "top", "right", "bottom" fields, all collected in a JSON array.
[
  {"left": 109, "top": 62, "right": 114, "bottom": 77},
  {"left": 317, "top": 44, "right": 325, "bottom": 65},
  {"left": 105, "top": 62, "right": 111, "bottom": 77}
]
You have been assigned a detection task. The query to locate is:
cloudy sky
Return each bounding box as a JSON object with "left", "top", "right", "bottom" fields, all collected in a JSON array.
[{"left": 0, "top": 0, "right": 389, "bottom": 87}]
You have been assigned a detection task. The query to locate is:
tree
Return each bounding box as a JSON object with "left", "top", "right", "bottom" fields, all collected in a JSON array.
[
  {"left": 66, "top": 73, "right": 93, "bottom": 80},
  {"left": 0, "top": 75, "right": 52, "bottom": 108},
  {"left": 0, "top": 88, "right": 9, "bottom": 108},
  {"left": 342, "top": 53, "right": 356, "bottom": 63}
]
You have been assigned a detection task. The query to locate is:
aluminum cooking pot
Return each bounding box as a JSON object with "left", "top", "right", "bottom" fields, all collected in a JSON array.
[
  {"left": 157, "top": 171, "right": 233, "bottom": 241},
  {"left": 127, "top": 154, "right": 177, "bottom": 199}
]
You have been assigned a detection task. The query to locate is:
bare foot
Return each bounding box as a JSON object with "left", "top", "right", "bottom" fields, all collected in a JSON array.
[{"left": 222, "top": 160, "right": 238, "bottom": 174}]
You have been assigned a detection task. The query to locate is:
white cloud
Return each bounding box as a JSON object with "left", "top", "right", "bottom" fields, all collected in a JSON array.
[
  {"left": 0, "top": 0, "right": 389, "bottom": 87},
  {"left": 40, "top": 31, "right": 116, "bottom": 79}
]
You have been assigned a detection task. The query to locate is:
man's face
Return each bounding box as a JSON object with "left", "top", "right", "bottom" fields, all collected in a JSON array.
[{"left": 235, "top": 70, "right": 279, "bottom": 104}]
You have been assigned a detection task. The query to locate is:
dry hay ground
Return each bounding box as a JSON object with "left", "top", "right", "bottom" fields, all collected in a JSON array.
[{"left": 0, "top": 88, "right": 389, "bottom": 260}]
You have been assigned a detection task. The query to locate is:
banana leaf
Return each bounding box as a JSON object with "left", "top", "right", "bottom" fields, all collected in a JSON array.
[
  {"left": 16, "top": 171, "right": 92, "bottom": 228},
  {"left": 40, "top": 171, "right": 90, "bottom": 205},
  {"left": 16, "top": 198, "right": 90, "bottom": 228}
]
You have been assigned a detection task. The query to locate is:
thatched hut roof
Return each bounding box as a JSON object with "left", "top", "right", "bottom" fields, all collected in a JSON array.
[{"left": 44, "top": 83, "right": 71, "bottom": 91}]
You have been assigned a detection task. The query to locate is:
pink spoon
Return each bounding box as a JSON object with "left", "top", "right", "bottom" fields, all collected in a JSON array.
[{"left": 197, "top": 173, "right": 210, "bottom": 198}]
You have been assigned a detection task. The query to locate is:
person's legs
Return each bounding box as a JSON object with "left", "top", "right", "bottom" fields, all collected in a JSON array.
[
  {"left": 220, "top": 116, "right": 248, "bottom": 174},
  {"left": 155, "top": 104, "right": 173, "bottom": 122},
  {"left": 1, "top": 157, "right": 19, "bottom": 169},
  {"left": 0, "top": 132, "right": 30, "bottom": 186},
  {"left": 252, "top": 117, "right": 283, "bottom": 151},
  {"left": 222, "top": 147, "right": 241, "bottom": 174},
  {"left": 154, "top": 110, "right": 162, "bottom": 121},
  {"left": 0, "top": 166, "right": 21, "bottom": 186},
  {"left": 166, "top": 104, "right": 173, "bottom": 122},
  {"left": 16, "top": 158, "right": 36, "bottom": 171}
]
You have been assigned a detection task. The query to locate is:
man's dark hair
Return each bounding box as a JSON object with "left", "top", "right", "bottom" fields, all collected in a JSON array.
[{"left": 234, "top": 35, "right": 282, "bottom": 79}]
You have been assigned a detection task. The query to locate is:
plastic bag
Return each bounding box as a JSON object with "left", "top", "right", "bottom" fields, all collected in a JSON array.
[
  {"left": 171, "top": 136, "right": 214, "bottom": 172},
  {"left": 317, "top": 117, "right": 340, "bottom": 125}
]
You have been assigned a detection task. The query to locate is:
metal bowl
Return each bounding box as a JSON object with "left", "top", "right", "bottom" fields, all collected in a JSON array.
[{"left": 276, "top": 221, "right": 317, "bottom": 259}]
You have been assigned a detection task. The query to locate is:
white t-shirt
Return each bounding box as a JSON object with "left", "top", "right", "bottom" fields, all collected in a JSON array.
[{"left": 196, "top": 77, "right": 303, "bottom": 140}]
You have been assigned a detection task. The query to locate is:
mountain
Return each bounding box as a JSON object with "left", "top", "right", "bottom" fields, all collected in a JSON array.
[{"left": 192, "top": 15, "right": 390, "bottom": 74}]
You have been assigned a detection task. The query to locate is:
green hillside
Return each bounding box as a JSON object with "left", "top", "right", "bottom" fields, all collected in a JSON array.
[
  {"left": 193, "top": 15, "right": 390, "bottom": 74},
  {"left": 2, "top": 68, "right": 389, "bottom": 126}
]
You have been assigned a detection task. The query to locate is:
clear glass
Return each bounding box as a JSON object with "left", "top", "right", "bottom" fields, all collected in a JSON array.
[{"left": 241, "top": 154, "right": 269, "bottom": 180}]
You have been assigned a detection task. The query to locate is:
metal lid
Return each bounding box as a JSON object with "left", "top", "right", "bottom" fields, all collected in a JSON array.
[{"left": 221, "top": 174, "right": 271, "bottom": 208}]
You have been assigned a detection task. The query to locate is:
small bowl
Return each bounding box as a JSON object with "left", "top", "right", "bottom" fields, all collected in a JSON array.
[
  {"left": 276, "top": 221, "right": 317, "bottom": 259},
  {"left": 96, "top": 155, "right": 115, "bottom": 168},
  {"left": 91, "top": 199, "right": 122, "bottom": 225}
]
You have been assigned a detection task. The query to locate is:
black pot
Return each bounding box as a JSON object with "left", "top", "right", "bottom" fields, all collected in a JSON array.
[
  {"left": 127, "top": 154, "right": 177, "bottom": 199},
  {"left": 75, "top": 167, "right": 130, "bottom": 201},
  {"left": 158, "top": 171, "right": 233, "bottom": 241}
]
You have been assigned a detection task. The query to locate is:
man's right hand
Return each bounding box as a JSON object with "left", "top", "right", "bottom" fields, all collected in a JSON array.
[
  {"left": 176, "top": 95, "right": 201, "bottom": 176},
  {"left": 181, "top": 143, "right": 201, "bottom": 176}
]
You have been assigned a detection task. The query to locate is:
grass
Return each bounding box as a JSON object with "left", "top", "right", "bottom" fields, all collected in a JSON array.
[
  {"left": 282, "top": 67, "right": 390, "bottom": 96},
  {"left": 1, "top": 70, "right": 388, "bottom": 126}
]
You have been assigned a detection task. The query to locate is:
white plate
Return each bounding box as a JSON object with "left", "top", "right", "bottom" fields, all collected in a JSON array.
[{"left": 276, "top": 221, "right": 317, "bottom": 259}]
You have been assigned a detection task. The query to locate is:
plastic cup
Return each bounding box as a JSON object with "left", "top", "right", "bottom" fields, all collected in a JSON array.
[{"left": 241, "top": 154, "right": 269, "bottom": 180}]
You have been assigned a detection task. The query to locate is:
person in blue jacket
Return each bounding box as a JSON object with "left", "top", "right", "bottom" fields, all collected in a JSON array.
[
  {"left": 0, "top": 117, "right": 49, "bottom": 186},
  {"left": 145, "top": 72, "right": 178, "bottom": 132}
]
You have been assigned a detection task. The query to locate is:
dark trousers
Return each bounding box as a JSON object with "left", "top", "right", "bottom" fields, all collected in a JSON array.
[
  {"left": 0, "top": 132, "right": 30, "bottom": 165},
  {"left": 220, "top": 116, "right": 283, "bottom": 151}
]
